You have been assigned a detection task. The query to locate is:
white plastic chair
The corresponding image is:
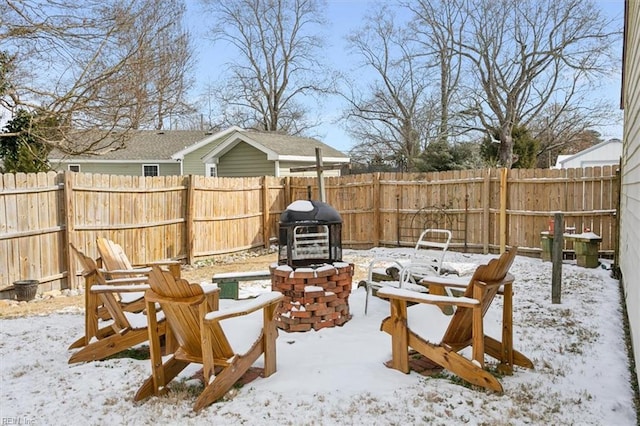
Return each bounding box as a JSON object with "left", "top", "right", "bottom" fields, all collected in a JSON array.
[{"left": 362, "top": 229, "right": 452, "bottom": 314}]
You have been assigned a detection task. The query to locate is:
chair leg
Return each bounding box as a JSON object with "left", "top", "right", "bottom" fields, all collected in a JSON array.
[
  {"left": 263, "top": 305, "right": 278, "bottom": 377},
  {"left": 501, "top": 282, "right": 514, "bottom": 371},
  {"left": 135, "top": 357, "right": 191, "bottom": 401},
  {"left": 364, "top": 283, "right": 370, "bottom": 315},
  {"left": 420, "top": 343, "right": 503, "bottom": 393},
  {"left": 68, "top": 328, "right": 150, "bottom": 364},
  {"left": 387, "top": 299, "right": 409, "bottom": 373},
  {"left": 194, "top": 342, "right": 264, "bottom": 412},
  {"left": 471, "top": 287, "right": 485, "bottom": 368},
  {"left": 484, "top": 336, "right": 534, "bottom": 371},
  {"left": 68, "top": 324, "right": 117, "bottom": 350}
]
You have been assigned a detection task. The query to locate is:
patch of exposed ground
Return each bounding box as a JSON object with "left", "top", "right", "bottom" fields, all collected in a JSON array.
[{"left": 0, "top": 248, "right": 293, "bottom": 318}]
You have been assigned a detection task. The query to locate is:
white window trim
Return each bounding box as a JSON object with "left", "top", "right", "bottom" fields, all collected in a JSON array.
[
  {"left": 68, "top": 164, "right": 81, "bottom": 172},
  {"left": 205, "top": 164, "right": 217, "bottom": 177},
  {"left": 142, "top": 164, "right": 159, "bottom": 177}
]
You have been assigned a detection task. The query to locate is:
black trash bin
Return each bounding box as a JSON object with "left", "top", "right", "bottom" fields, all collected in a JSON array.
[{"left": 14, "top": 280, "right": 39, "bottom": 302}]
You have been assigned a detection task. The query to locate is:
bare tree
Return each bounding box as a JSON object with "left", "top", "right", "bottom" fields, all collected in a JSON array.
[
  {"left": 1, "top": 0, "right": 195, "bottom": 154},
  {"left": 343, "top": 5, "right": 439, "bottom": 171},
  {"left": 526, "top": 100, "right": 615, "bottom": 168},
  {"left": 405, "top": 0, "right": 467, "bottom": 145},
  {"left": 450, "top": 0, "right": 619, "bottom": 168},
  {"left": 201, "top": 0, "right": 333, "bottom": 135},
  {"left": 118, "top": 0, "right": 196, "bottom": 130}
]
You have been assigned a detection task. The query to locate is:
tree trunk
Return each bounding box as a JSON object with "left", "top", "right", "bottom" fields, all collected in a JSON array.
[{"left": 499, "top": 127, "right": 514, "bottom": 168}]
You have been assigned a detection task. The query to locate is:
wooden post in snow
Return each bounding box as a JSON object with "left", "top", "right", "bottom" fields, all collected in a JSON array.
[
  {"left": 315, "top": 147, "right": 326, "bottom": 202},
  {"left": 289, "top": 147, "right": 342, "bottom": 203},
  {"left": 552, "top": 212, "right": 563, "bottom": 304}
]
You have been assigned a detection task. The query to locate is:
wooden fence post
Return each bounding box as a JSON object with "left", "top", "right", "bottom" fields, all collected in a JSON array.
[
  {"left": 552, "top": 212, "right": 564, "bottom": 304},
  {"left": 285, "top": 176, "right": 291, "bottom": 207},
  {"left": 499, "top": 167, "right": 508, "bottom": 254},
  {"left": 373, "top": 172, "right": 380, "bottom": 247},
  {"left": 396, "top": 192, "right": 401, "bottom": 247},
  {"left": 315, "top": 147, "right": 326, "bottom": 202},
  {"left": 63, "top": 171, "right": 75, "bottom": 289},
  {"left": 482, "top": 169, "right": 491, "bottom": 254},
  {"left": 185, "top": 175, "right": 195, "bottom": 265},
  {"left": 262, "top": 176, "right": 270, "bottom": 248}
]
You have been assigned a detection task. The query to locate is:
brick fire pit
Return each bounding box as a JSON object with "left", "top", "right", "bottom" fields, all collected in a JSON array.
[{"left": 270, "top": 262, "right": 354, "bottom": 332}]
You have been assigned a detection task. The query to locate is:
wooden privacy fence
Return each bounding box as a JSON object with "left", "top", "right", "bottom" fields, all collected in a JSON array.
[{"left": 0, "top": 166, "right": 619, "bottom": 292}]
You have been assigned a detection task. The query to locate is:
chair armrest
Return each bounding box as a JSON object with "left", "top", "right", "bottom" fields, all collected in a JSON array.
[
  {"left": 420, "top": 275, "right": 470, "bottom": 288},
  {"left": 144, "top": 260, "right": 181, "bottom": 267},
  {"left": 103, "top": 267, "right": 152, "bottom": 275},
  {"left": 204, "top": 292, "right": 283, "bottom": 322},
  {"left": 397, "top": 262, "right": 439, "bottom": 286},
  {"left": 366, "top": 257, "right": 408, "bottom": 281},
  {"left": 98, "top": 275, "right": 149, "bottom": 286},
  {"left": 91, "top": 284, "right": 150, "bottom": 293},
  {"left": 199, "top": 283, "right": 219, "bottom": 294},
  {"left": 377, "top": 287, "right": 479, "bottom": 308},
  {"left": 367, "top": 257, "right": 407, "bottom": 270}
]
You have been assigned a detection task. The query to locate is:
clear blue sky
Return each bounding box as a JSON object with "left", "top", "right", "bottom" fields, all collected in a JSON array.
[{"left": 186, "top": 0, "right": 626, "bottom": 153}]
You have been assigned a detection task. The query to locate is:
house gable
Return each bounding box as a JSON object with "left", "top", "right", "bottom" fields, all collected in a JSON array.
[
  {"left": 217, "top": 142, "right": 275, "bottom": 177},
  {"left": 171, "top": 126, "right": 244, "bottom": 161},
  {"left": 202, "top": 130, "right": 350, "bottom": 166},
  {"left": 182, "top": 142, "right": 226, "bottom": 176},
  {"left": 203, "top": 132, "right": 281, "bottom": 162}
]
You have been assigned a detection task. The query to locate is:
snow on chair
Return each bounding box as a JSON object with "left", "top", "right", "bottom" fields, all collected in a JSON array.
[
  {"left": 135, "top": 266, "right": 283, "bottom": 412},
  {"left": 379, "top": 247, "right": 533, "bottom": 392}
]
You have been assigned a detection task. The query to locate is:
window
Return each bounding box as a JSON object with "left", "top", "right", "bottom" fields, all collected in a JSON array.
[
  {"left": 68, "top": 164, "right": 80, "bottom": 172},
  {"left": 206, "top": 164, "right": 217, "bottom": 177},
  {"left": 143, "top": 164, "right": 159, "bottom": 177}
]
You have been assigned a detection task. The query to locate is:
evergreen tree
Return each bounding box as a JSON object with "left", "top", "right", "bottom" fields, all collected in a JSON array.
[
  {"left": 0, "top": 110, "right": 53, "bottom": 173},
  {"left": 481, "top": 126, "right": 539, "bottom": 168}
]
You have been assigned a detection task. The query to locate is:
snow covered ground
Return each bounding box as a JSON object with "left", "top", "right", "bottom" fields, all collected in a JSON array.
[{"left": 0, "top": 248, "right": 637, "bottom": 425}]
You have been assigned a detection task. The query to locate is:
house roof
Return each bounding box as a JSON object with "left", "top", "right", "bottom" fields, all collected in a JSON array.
[
  {"left": 555, "top": 138, "right": 623, "bottom": 168},
  {"left": 49, "top": 130, "right": 215, "bottom": 161},
  {"left": 200, "top": 130, "right": 349, "bottom": 163},
  {"left": 50, "top": 128, "right": 349, "bottom": 163}
]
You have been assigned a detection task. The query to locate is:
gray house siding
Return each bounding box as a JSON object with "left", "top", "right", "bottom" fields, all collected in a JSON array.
[
  {"left": 50, "top": 161, "right": 180, "bottom": 176},
  {"left": 621, "top": 0, "right": 640, "bottom": 386},
  {"left": 182, "top": 143, "right": 222, "bottom": 176},
  {"left": 217, "top": 143, "right": 274, "bottom": 177}
]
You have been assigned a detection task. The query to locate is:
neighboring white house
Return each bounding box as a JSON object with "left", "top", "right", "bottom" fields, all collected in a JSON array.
[{"left": 553, "top": 139, "right": 623, "bottom": 169}]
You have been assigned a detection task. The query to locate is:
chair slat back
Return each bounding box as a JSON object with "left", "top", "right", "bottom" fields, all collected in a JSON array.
[
  {"left": 70, "top": 243, "right": 97, "bottom": 276},
  {"left": 441, "top": 247, "right": 518, "bottom": 349},
  {"left": 147, "top": 266, "right": 234, "bottom": 360},
  {"left": 97, "top": 237, "right": 135, "bottom": 272},
  {"left": 69, "top": 243, "right": 132, "bottom": 330},
  {"left": 411, "top": 229, "right": 452, "bottom": 272}
]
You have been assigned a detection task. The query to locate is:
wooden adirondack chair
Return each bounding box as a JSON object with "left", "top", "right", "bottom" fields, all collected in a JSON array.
[
  {"left": 96, "top": 237, "right": 182, "bottom": 313},
  {"left": 96, "top": 237, "right": 182, "bottom": 278},
  {"left": 378, "top": 247, "right": 533, "bottom": 392},
  {"left": 135, "top": 266, "right": 284, "bottom": 412},
  {"left": 67, "top": 243, "right": 167, "bottom": 364}
]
